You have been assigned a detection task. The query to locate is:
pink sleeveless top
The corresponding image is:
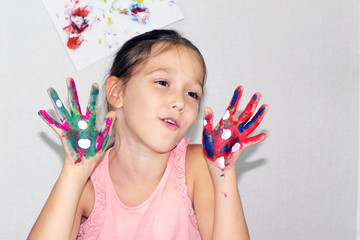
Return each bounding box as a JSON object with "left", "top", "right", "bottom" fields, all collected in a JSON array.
[{"left": 77, "top": 138, "right": 202, "bottom": 239}]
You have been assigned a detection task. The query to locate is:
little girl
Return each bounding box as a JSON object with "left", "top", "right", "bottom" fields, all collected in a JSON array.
[{"left": 29, "top": 29, "right": 268, "bottom": 240}]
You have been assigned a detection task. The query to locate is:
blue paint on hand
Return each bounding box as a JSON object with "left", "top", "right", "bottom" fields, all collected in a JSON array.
[
  {"left": 238, "top": 106, "right": 265, "bottom": 133},
  {"left": 220, "top": 144, "right": 232, "bottom": 154},
  {"left": 230, "top": 89, "right": 239, "bottom": 110},
  {"left": 202, "top": 129, "right": 214, "bottom": 158}
]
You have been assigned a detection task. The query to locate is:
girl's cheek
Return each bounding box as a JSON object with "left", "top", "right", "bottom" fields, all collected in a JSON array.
[
  {"left": 191, "top": 104, "right": 200, "bottom": 121},
  {"left": 185, "top": 98, "right": 200, "bottom": 117}
]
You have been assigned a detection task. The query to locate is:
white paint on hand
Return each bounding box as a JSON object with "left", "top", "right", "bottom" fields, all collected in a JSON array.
[
  {"left": 78, "top": 120, "right": 88, "bottom": 130},
  {"left": 78, "top": 139, "right": 91, "bottom": 149},
  {"left": 216, "top": 156, "right": 225, "bottom": 169},
  {"left": 221, "top": 128, "right": 231, "bottom": 140},
  {"left": 56, "top": 100, "right": 62, "bottom": 108},
  {"left": 231, "top": 142, "right": 241, "bottom": 153},
  {"left": 222, "top": 110, "right": 230, "bottom": 120}
]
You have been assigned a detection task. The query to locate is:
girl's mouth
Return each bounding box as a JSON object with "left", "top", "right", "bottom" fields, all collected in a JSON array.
[{"left": 161, "top": 117, "right": 179, "bottom": 128}]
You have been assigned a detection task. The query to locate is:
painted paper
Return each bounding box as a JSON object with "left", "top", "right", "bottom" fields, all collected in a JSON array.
[{"left": 42, "top": 0, "right": 184, "bottom": 70}]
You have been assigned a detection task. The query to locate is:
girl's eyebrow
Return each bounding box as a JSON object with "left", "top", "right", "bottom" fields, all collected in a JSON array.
[
  {"left": 147, "top": 68, "right": 171, "bottom": 75},
  {"left": 195, "top": 79, "right": 204, "bottom": 88},
  {"left": 191, "top": 74, "right": 204, "bottom": 88}
]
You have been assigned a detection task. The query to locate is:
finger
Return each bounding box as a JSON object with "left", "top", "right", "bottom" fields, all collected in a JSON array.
[
  {"left": 67, "top": 78, "right": 82, "bottom": 116},
  {"left": 241, "top": 104, "right": 268, "bottom": 136},
  {"left": 95, "top": 111, "right": 116, "bottom": 153},
  {"left": 203, "top": 107, "right": 214, "bottom": 131},
  {"left": 39, "top": 110, "right": 80, "bottom": 162},
  {"left": 238, "top": 93, "right": 261, "bottom": 122},
  {"left": 202, "top": 107, "right": 215, "bottom": 160},
  {"left": 224, "top": 86, "right": 243, "bottom": 119},
  {"left": 48, "top": 88, "right": 70, "bottom": 122},
  {"left": 38, "top": 110, "right": 69, "bottom": 134},
  {"left": 83, "top": 83, "right": 99, "bottom": 121},
  {"left": 243, "top": 132, "right": 267, "bottom": 149}
]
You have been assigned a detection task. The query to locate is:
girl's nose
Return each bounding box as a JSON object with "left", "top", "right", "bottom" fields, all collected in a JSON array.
[{"left": 170, "top": 93, "right": 184, "bottom": 112}]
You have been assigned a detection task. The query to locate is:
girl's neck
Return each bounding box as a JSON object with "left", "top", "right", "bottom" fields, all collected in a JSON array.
[{"left": 108, "top": 131, "right": 171, "bottom": 185}]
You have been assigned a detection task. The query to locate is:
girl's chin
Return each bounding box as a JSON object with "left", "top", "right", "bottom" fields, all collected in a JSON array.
[{"left": 149, "top": 138, "right": 183, "bottom": 154}]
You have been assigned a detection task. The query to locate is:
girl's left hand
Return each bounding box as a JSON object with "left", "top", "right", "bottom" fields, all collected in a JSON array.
[{"left": 202, "top": 86, "right": 268, "bottom": 170}]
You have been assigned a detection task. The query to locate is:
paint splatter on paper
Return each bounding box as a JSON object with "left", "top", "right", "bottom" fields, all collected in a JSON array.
[{"left": 42, "top": 0, "right": 184, "bottom": 70}]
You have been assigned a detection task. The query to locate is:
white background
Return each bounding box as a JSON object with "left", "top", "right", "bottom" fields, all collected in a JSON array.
[{"left": 0, "top": 0, "right": 358, "bottom": 239}]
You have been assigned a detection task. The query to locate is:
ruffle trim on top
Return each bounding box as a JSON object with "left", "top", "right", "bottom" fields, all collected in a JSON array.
[
  {"left": 77, "top": 161, "right": 107, "bottom": 239},
  {"left": 173, "top": 138, "right": 198, "bottom": 229}
]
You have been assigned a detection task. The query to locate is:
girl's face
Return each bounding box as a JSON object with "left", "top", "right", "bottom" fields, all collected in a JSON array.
[{"left": 116, "top": 44, "right": 204, "bottom": 153}]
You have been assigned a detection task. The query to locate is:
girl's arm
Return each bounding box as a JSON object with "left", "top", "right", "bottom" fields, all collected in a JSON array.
[
  {"left": 207, "top": 156, "right": 250, "bottom": 240},
  {"left": 28, "top": 164, "right": 92, "bottom": 239},
  {"left": 190, "top": 145, "right": 249, "bottom": 240},
  {"left": 195, "top": 86, "right": 268, "bottom": 239},
  {"left": 28, "top": 78, "right": 115, "bottom": 239}
]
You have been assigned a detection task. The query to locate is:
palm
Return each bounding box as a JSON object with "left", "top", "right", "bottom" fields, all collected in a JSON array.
[{"left": 202, "top": 86, "right": 268, "bottom": 169}]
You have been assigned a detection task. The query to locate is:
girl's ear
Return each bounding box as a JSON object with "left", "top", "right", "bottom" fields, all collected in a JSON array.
[{"left": 106, "top": 76, "right": 124, "bottom": 109}]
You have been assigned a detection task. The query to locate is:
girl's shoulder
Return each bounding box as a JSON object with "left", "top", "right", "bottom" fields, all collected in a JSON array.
[
  {"left": 185, "top": 144, "right": 215, "bottom": 238},
  {"left": 185, "top": 144, "right": 211, "bottom": 200},
  {"left": 185, "top": 144, "right": 207, "bottom": 168},
  {"left": 186, "top": 144, "right": 208, "bottom": 172}
]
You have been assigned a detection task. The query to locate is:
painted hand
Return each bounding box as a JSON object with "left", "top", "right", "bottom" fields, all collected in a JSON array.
[
  {"left": 202, "top": 86, "right": 268, "bottom": 169},
  {"left": 39, "top": 78, "right": 115, "bottom": 164}
]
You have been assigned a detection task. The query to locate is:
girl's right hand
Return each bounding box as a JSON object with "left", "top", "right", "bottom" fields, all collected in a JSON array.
[
  {"left": 38, "top": 78, "right": 115, "bottom": 176},
  {"left": 202, "top": 86, "right": 268, "bottom": 170}
]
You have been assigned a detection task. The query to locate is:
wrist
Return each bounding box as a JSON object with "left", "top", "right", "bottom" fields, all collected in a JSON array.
[
  {"left": 61, "top": 161, "right": 93, "bottom": 184},
  {"left": 208, "top": 162, "right": 239, "bottom": 188},
  {"left": 208, "top": 160, "right": 236, "bottom": 177}
]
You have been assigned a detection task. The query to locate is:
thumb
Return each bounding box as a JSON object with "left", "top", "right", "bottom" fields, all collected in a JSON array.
[
  {"left": 202, "top": 106, "right": 214, "bottom": 132},
  {"left": 202, "top": 107, "right": 215, "bottom": 161},
  {"left": 95, "top": 111, "right": 116, "bottom": 153}
]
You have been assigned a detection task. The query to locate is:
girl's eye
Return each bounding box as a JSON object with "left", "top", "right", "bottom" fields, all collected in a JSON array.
[
  {"left": 155, "top": 80, "right": 169, "bottom": 87},
  {"left": 187, "top": 92, "right": 199, "bottom": 100}
]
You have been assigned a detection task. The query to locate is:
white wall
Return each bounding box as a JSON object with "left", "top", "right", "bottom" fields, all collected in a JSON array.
[{"left": 0, "top": 0, "right": 357, "bottom": 239}]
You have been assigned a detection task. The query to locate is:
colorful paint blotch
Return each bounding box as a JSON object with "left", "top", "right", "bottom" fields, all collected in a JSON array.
[
  {"left": 130, "top": 3, "right": 150, "bottom": 24},
  {"left": 202, "top": 86, "right": 267, "bottom": 169},
  {"left": 39, "top": 78, "right": 112, "bottom": 163},
  {"left": 107, "top": 16, "right": 113, "bottom": 25},
  {"left": 63, "top": 6, "right": 91, "bottom": 50}
]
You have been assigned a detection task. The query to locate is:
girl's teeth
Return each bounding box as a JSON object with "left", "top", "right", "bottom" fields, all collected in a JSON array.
[{"left": 165, "top": 119, "right": 175, "bottom": 125}]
